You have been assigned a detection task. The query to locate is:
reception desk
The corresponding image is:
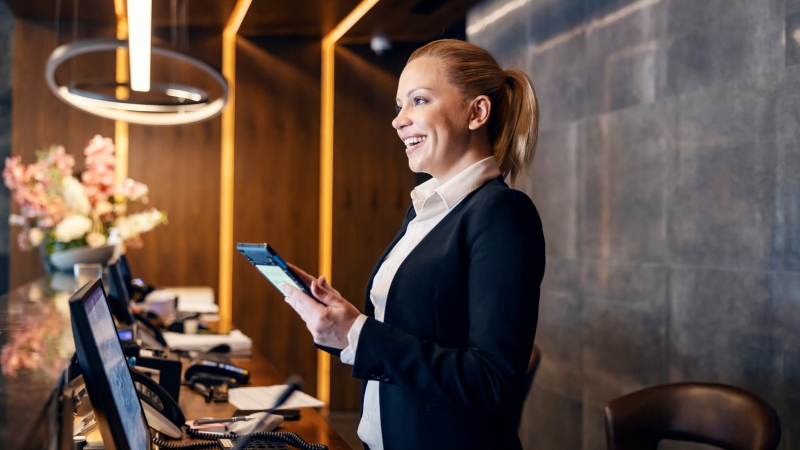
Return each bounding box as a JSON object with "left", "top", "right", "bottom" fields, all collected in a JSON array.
[{"left": 0, "top": 276, "right": 351, "bottom": 449}]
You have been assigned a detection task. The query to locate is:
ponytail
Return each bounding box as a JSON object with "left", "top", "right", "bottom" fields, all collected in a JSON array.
[
  {"left": 492, "top": 69, "right": 539, "bottom": 184},
  {"left": 408, "top": 40, "right": 540, "bottom": 185}
]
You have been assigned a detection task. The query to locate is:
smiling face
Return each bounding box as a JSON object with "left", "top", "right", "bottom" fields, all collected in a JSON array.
[{"left": 392, "top": 57, "right": 476, "bottom": 181}]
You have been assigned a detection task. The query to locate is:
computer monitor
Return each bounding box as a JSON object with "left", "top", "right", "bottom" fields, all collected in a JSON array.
[
  {"left": 69, "top": 279, "right": 151, "bottom": 450},
  {"left": 118, "top": 255, "right": 133, "bottom": 290},
  {"left": 108, "top": 263, "right": 136, "bottom": 326}
]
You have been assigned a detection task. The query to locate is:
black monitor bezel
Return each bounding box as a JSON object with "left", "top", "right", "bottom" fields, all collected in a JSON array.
[
  {"left": 118, "top": 255, "right": 133, "bottom": 289},
  {"left": 69, "top": 279, "right": 151, "bottom": 450},
  {"left": 107, "top": 262, "right": 136, "bottom": 326}
]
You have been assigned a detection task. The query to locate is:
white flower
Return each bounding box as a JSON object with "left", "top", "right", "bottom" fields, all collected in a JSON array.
[
  {"left": 28, "top": 228, "right": 44, "bottom": 247},
  {"left": 54, "top": 215, "right": 92, "bottom": 243},
  {"left": 115, "top": 209, "right": 167, "bottom": 240},
  {"left": 95, "top": 200, "right": 113, "bottom": 216},
  {"left": 61, "top": 177, "right": 91, "bottom": 216},
  {"left": 86, "top": 232, "right": 107, "bottom": 248},
  {"left": 8, "top": 214, "right": 25, "bottom": 226}
]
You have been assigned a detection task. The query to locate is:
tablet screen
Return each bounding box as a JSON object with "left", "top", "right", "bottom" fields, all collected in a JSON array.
[{"left": 257, "top": 265, "right": 304, "bottom": 296}]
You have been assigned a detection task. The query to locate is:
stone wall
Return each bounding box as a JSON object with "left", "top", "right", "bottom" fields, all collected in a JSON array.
[{"left": 468, "top": 0, "right": 799, "bottom": 448}]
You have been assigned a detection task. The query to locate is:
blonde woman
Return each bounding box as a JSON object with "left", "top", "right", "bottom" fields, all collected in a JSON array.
[{"left": 284, "top": 39, "right": 545, "bottom": 450}]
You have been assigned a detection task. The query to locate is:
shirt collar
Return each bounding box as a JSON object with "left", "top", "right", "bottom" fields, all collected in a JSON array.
[{"left": 410, "top": 156, "right": 502, "bottom": 213}]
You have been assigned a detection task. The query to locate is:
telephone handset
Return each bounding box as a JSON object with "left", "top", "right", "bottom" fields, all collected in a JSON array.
[
  {"left": 133, "top": 312, "right": 169, "bottom": 348},
  {"left": 129, "top": 368, "right": 184, "bottom": 438}
]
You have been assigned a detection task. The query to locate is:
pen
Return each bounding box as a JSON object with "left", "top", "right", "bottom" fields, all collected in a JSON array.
[{"left": 193, "top": 416, "right": 256, "bottom": 425}]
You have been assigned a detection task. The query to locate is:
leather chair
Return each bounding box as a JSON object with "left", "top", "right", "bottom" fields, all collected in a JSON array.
[
  {"left": 512, "top": 345, "right": 541, "bottom": 430},
  {"left": 604, "top": 382, "right": 781, "bottom": 450}
]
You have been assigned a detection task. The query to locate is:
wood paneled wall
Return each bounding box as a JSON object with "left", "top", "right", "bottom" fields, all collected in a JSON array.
[
  {"left": 329, "top": 45, "right": 416, "bottom": 409},
  {"left": 230, "top": 36, "right": 322, "bottom": 395},
  {"left": 10, "top": 18, "right": 116, "bottom": 287},
  {"left": 9, "top": 18, "right": 223, "bottom": 294},
  {"left": 125, "top": 33, "right": 223, "bottom": 293},
  {"left": 9, "top": 16, "right": 417, "bottom": 409}
]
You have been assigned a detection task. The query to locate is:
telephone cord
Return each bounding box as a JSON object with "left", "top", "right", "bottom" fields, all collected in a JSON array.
[
  {"left": 151, "top": 429, "right": 329, "bottom": 450},
  {"left": 151, "top": 436, "right": 218, "bottom": 449}
]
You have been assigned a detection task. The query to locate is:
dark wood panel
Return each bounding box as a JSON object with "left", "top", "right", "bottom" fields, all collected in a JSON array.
[
  {"left": 7, "top": 0, "right": 237, "bottom": 30},
  {"left": 231, "top": 36, "right": 321, "bottom": 397},
  {"left": 9, "top": 18, "right": 116, "bottom": 287},
  {"left": 341, "top": 0, "right": 478, "bottom": 43},
  {"left": 8, "top": 0, "right": 363, "bottom": 37},
  {"left": 239, "top": 0, "right": 361, "bottom": 38},
  {"left": 125, "top": 33, "right": 223, "bottom": 292},
  {"left": 329, "top": 44, "right": 416, "bottom": 410}
]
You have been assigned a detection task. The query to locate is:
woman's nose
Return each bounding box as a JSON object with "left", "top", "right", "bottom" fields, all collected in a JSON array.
[{"left": 392, "top": 107, "right": 411, "bottom": 130}]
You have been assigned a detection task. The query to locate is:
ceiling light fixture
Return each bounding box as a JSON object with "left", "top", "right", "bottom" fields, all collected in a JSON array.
[
  {"left": 45, "top": 38, "right": 229, "bottom": 126},
  {"left": 127, "top": 0, "right": 153, "bottom": 92}
]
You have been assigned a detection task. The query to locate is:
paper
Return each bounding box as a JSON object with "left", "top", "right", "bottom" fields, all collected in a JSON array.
[
  {"left": 165, "top": 286, "right": 219, "bottom": 313},
  {"left": 162, "top": 329, "right": 252, "bottom": 355},
  {"left": 229, "top": 385, "right": 325, "bottom": 410}
]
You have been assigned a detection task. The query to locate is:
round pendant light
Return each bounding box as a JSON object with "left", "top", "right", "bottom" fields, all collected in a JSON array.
[{"left": 45, "top": 38, "right": 229, "bottom": 126}]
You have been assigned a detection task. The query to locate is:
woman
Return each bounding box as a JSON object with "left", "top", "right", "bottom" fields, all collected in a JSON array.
[{"left": 283, "top": 39, "right": 545, "bottom": 450}]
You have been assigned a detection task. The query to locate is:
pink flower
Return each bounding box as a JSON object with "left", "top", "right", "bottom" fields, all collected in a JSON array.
[
  {"left": 81, "top": 136, "right": 117, "bottom": 206},
  {"left": 118, "top": 179, "right": 149, "bottom": 202}
]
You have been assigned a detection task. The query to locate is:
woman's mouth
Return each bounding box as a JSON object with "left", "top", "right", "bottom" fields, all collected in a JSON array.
[{"left": 403, "top": 135, "right": 427, "bottom": 153}]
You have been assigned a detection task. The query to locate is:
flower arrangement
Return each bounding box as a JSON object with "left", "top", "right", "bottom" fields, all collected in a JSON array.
[{"left": 3, "top": 135, "right": 167, "bottom": 255}]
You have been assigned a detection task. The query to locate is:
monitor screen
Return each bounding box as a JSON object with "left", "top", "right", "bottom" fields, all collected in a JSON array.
[
  {"left": 108, "top": 263, "right": 136, "bottom": 325},
  {"left": 71, "top": 280, "right": 150, "bottom": 450}
]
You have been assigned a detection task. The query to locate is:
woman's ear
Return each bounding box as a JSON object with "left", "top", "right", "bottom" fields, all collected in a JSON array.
[{"left": 468, "top": 95, "right": 491, "bottom": 131}]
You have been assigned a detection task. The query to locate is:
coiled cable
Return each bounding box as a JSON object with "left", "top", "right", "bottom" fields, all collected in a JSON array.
[{"left": 151, "top": 428, "right": 328, "bottom": 450}]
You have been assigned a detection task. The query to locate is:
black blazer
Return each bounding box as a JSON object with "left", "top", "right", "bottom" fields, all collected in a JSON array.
[{"left": 323, "top": 176, "right": 545, "bottom": 450}]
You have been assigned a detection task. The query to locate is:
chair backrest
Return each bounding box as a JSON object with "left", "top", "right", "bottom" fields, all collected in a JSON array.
[
  {"left": 512, "top": 345, "right": 541, "bottom": 430},
  {"left": 604, "top": 382, "right": 781, "bottom": 450}
]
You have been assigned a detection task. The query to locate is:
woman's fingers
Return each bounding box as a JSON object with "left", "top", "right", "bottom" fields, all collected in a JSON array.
[
  {"left": 283, "top": 284, "right": 326, "bottom": 320},
  {"left": 310, "top": 281, "right": 339, "bottom": 306},
  {"left": 287, "top": 263, "right": 316, "bottom": 285},
  {"left": 318, "top": 275, "right": 341, "bottom": 296}
]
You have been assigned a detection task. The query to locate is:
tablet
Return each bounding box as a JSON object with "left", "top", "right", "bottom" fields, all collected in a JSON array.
[{"left": 236, "top": 243, "right": 317, "bottom": 300}]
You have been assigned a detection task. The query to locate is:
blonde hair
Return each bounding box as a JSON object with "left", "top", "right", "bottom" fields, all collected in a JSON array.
[{"left": 408, "top": 39, "right": 539, "bottom": 184}]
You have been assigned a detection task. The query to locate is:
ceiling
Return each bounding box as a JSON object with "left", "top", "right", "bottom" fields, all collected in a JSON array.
[{"left": 6, "top": 0, "right": 479, "bottom": 42}]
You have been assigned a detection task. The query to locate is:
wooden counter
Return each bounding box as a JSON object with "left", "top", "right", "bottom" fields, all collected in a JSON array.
[{"left": 179, "top": 351, "right": 352, "bottom": 449}]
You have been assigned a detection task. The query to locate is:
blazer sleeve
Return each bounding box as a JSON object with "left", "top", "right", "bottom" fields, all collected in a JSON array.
[{"left": 350, "top": 189, "right": 546, "bottom": 414}]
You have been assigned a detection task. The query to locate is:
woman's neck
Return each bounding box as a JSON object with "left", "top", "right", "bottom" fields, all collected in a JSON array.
[{"left": 432, "top": 139, "right": 494, "bottom": 185}]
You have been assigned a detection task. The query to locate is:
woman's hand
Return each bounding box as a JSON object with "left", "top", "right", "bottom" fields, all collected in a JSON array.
[{"left": 282, "top": 264, "right": 362, "bottom": 350}]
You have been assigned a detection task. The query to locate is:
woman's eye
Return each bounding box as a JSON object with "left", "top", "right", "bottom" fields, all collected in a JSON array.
[
  {"left": 414, "top": 97, "right": 427, "bottom": 105},
  {"left": 395, "top": 105, "right": 402, "bottom": 114}
]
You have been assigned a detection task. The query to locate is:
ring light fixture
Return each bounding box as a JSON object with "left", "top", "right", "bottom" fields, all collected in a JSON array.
[{"left": 45, "top": 38, "right": 229, "bottom": 126}]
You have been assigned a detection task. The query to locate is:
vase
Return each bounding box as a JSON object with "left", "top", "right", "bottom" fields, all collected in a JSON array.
[
  {"left": 42, "top": 244, "right": 116, "bottom": 273},
  {"left": 39, "top": 245, "right": 58, "bottom": 275}
]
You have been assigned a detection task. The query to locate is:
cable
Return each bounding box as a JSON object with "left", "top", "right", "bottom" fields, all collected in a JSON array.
[
  {"left": 188, "top": 429, "right": 328, "bottom": 450},
  {"left": 151, "top": 436, "right": 218, "bottom": 449},
  {"left": 151, "top": 429, "right": 328, "bottom": 450}
]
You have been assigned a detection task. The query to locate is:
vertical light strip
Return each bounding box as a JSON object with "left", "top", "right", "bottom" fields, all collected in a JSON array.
[
  {"left": 127, "top": 0, "right": 152, "bottom": 92},
  {"left": 219, "top": 0, "right": 253, "bottom": 335},
  {"left": 318, "top": 0, "right": 380, "bottom": 408},
  {"left": 114, "top": 0, "right": 129, "bottom": 204}
]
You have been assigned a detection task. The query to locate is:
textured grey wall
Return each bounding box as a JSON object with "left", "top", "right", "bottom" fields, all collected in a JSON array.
[
  {"left": 0, "top": 3, "right": 11, "bottom": 295},
  {"left": 468, "top": 0, "right": 799, "bottom": 449}
]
